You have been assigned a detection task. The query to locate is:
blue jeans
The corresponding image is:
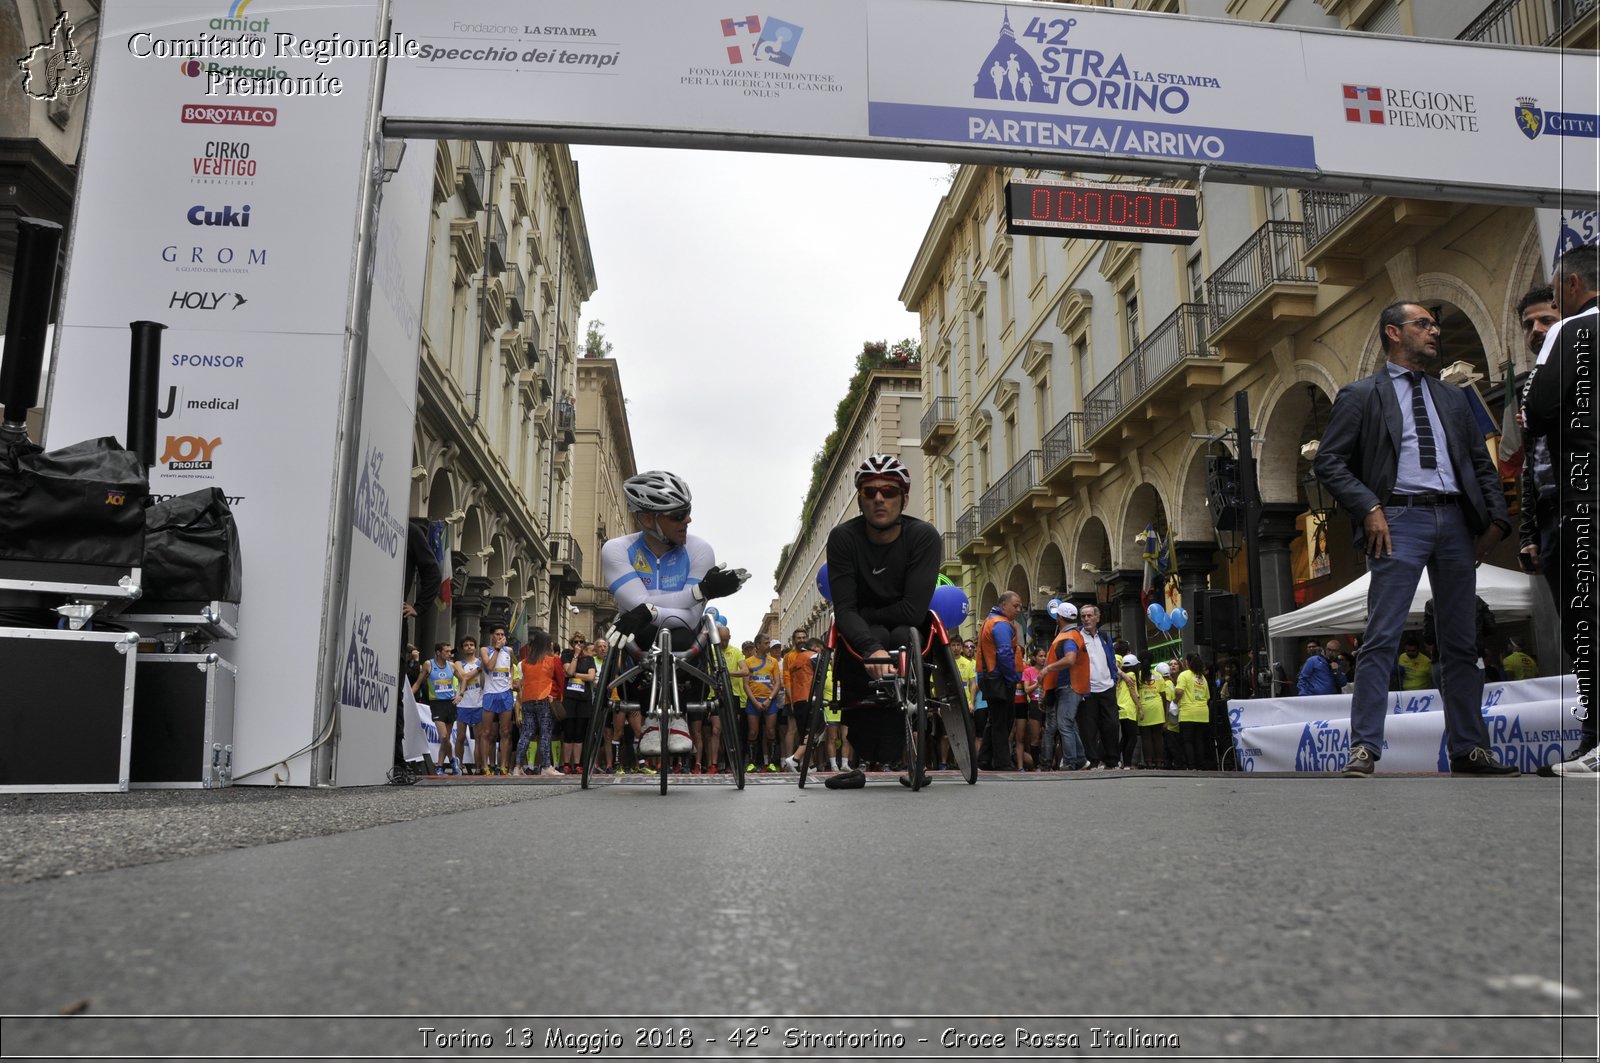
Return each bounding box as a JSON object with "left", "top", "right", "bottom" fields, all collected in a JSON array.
[
  {"left": 1047, "top": 688, "right": 1087, "bottom": 768},
  {"left": 1350, "top": 505, "right": 1490, "bottom": 759}
]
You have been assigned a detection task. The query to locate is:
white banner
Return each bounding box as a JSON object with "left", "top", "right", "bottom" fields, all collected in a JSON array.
[
  {"left": 333, "top": 137, "right": 432, "bottom": 787},
  {"left": 384, "top": 0, "right": 1599, "bottom": 199},
  {"left": 46, "top": 0, "right": 385, "bottom": 785},
  {"left": 1229, "top": 675, "right": 1584, "bottom": 774}
]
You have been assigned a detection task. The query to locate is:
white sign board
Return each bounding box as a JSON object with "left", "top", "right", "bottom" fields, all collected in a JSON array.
[
  {"left": 1229, "top": 675, "right": 1583, "bottom": 774},
  {"left": 46, "top": 0, "right": 386, "bottom": 786},
  {"left": 384, "top": 0, "right": 1599, "bottom": 201}
]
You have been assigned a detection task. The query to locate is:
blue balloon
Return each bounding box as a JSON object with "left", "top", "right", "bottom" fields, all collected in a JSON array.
[
  {"left": 816, "top": 562, "right": 832, "bottom": 602},
  {"left": 931, "top": 584, "right": 970, "bottom": 631},
  {"left": 1147, "top": 603, "right": 1167, "bottom": 627},
  {"left": 1046, "top": 598, "right": 1061, "bottom": 614},
  {"left": 1169, "top": 606, "right": 1189, "bottom": 630}
]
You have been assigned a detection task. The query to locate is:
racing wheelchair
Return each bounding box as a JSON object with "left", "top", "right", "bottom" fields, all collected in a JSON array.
[
  {"left": 797, "top": 611, "right": 978, "bottom": 790},
  {"left": 579, "top": 607, "right": 745, "bottom": 794}
]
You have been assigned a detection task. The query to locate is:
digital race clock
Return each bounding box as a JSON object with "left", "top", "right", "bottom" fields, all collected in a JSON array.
[{"left": 1005, "top": 179, "right": 1200, "bottom": 245}]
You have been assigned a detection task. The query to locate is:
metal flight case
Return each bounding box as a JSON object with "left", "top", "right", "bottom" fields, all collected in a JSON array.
[
  {"left": 0, "top": 627, "right": 139, "bottom": 792},
  {"left": 120, "top": 600, "right": 240, "bottom": 649},
  {"left": 129, "top": 652, "right": 236, "bottom": 789}
]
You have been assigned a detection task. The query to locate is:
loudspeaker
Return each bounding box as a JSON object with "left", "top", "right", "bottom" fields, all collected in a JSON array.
[
  {"left": 1195, "top": 590, "right": 1244, "bottom": 653},
  {"left": 1206, "top": 454, "right": 1239, "bottom": 532}
]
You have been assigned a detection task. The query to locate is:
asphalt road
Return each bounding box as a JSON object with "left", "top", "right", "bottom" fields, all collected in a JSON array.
[{"left": 1, "top": 771, "right": 1595, "bottom": 1061}]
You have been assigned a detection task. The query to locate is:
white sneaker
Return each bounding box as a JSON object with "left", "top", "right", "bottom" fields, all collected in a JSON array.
[
  {"left": 780, "top": 755, "right": 800, "bottom": 772},
  {"left": 638, "top": 719, "right": 663, "bottom": 755},
  {"left": 1551, "top": 746, "right": 1600, "bottom": 777},
  {"left": 666, "top": 715, "right": 693, "bottom": 754}
]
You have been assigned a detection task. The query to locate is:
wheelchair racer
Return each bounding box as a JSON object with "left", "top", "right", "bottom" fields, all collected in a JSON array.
[
  {"left": 822, "top": 454, "right": 943, "bottom": 789},
  {"left": 599, "top": 469, "right": 748, "bottom": 758}
]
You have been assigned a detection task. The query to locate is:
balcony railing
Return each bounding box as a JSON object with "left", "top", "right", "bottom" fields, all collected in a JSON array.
[
  {"left": 554, "top": 397, "right": 576, "bottom": 449},
  {"left": 1460, "top": 0, "right": 1595, "bottom": 44},
  {"left": 955, "top": 506, "right": 980, "bottom": 551},
  {"left": 1299, "top": 189, "right": 1374, "bottom": 252},
  {"left": 550, "top": 533, "right": 583, "bottom": 594},
  {"left": 459, "top": 141, "right": 485, "bottom": 211},
  {"left": 919, "top": 395, "right": 959, "bottom": 449},
  {"left": 1206, "top": 220, "right": 1314, "bottom": 332},
  {"left": 1077, "top": 303, "right": 1214, "bottom": 442},
  {"left": 486, "top": 211, "right": 507, "bottom": 273},
  {"left": 1042, "top": 411, "right": 1092, "bottom": 474},
  {"left": 943, "top": 531, "right": 961, "bottom": 563},
  {"left": 507, "top": 264, "right": 525, "bottom": 325},
  {"left": 978, "top": 449, "right": 1044, "bottom": 532}
]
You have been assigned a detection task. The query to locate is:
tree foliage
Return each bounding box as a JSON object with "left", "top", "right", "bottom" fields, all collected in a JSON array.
[{"left": 582, "top": 319, "right": 613, "bottom": 359}]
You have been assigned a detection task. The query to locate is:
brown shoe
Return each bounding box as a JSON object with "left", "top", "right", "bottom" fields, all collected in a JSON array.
[{"left": 1342, "top": 745, "right": 1375, "bottom": 777}]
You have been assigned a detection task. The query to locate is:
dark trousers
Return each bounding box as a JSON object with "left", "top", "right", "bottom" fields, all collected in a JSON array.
[
  {"left": 1119, "top": 718, "right": 1140, "bottom": 767},
  {"left": 982, "top": 695, "right": 1016, "bottom": 770},
  {"left": 1544, "top": 511, "right": 1599, "bottom": 751},
  {"left": 1077, "top": 689, "right": 1120, "bottom": 767},
  {"left": 1180, "top": 720, "right": 1212, "bottom": 770}
]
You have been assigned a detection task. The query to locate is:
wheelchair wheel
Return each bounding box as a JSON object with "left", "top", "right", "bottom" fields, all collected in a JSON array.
[
  {"left": 580, "top": 647, "right": 615, "bottom": 790},
  {"left": 714, "top": 666, "right": 745, "bottom": 790},
  {"left": 798, "top": 644, "right": 832, "bottom": 789},
  {"left": 902, "top": 647, "right": 928, "bottom": 792},
  {"left": 930, "top": 637, "right": 978, "bottom": 784}
]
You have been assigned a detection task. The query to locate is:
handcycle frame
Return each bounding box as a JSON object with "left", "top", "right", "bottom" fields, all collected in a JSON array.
[
  {"left": 580, "top": 609, "right": 745, "bottom": 793},
  {"left": 797, "top": 611, "right": 978, "bottom": 790}
]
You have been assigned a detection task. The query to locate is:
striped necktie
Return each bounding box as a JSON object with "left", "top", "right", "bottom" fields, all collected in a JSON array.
[{"left": 1408, "top": 371, "right": 1437, "bottom": 470}]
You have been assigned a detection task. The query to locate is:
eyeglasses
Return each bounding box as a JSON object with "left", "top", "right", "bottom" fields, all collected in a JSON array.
[
  {"left": 859, "top": 485, "right": 901, "bottom": 501},
  {"left": 1398, "top": 317, "right": 1440, "bottom": 333},
  {"left": 662, "top": 509, "right": 691, "bottom": 522}
]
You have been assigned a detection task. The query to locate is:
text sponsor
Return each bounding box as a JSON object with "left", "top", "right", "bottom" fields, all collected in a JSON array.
[
  {"left": 1514, "top": 96, "right": 1600, "bottom": 140},
  {"left": 150, "top": 491, "right": 245, "bottom": 506},
  {"left": 413, "top": 43, "right": 618, "bottom": 70},
  {"left": 192, "top": 140, "right": 257, "bottom": 183},
  {"left": 1294, "top": 720, "right": 1350, "bottom": 773},
  {"left": 972, "top": 11, "right": 1218, "bottom": 116},
  {"left": 340, "top": 610, "right": 395, "bottom": 714},
  {"left": 170, "top": 290, "right": 248, "bottom": 311},
  {"left": 156, "top": 385, "right": 240, "bottom": 418},
  {"left": 181, "top": 102, "right": 277, "bottom": 126},
  {"left": 187, "top": 203, "right": 252, "bottom": 227},
  {"left": 679, "top": 14, "right": 838, "bottom": 98},
  {"left": 160, "top": 433, "right": 221, "bottom": 472},
  {"left": 162, "top": 243, "right": 268, "bottom": 275},
  {"left": 170, "top": 353, "right": 245, "bottom": 368},
  {"left": 352, "top": 444, "right": 405, "bottom": 559},
  {"left": 1339, "top": 83, "right": 1479, "bottom": 133}
]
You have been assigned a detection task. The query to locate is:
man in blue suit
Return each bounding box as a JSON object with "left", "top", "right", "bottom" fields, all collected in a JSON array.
[{"left": 1313, "top": 301, "right": 1517, "bottom": 777}]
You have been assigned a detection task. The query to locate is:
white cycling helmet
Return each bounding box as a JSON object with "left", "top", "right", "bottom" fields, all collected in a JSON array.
[
  {"left": 623, "top": 470, "right": 692, "bottom": 513},
  {"left": 855, "top": 453, "right": 911, "bottom": 491}
]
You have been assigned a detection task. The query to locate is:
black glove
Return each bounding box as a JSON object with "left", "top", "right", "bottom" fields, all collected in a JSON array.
[
  {"left": 697, "top": 565, "right": 749, "bottom": 601},
  {"left": 614, "top": 603, "right": 656, "bottom": 636}
]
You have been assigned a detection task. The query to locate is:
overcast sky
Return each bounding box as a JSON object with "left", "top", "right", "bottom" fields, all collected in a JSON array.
[{"left": 571, "top": 145, "right": 951, "bottom": 640}]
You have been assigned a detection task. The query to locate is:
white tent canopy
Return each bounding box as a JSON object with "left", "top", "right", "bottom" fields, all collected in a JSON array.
[{"left": 1267, "top": 564, "right": 1537, "bottom": 639}]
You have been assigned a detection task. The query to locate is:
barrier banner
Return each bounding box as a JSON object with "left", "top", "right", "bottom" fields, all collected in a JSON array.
[{"left": 1229, "top": 675, "right": 1583, "bottom": 774}]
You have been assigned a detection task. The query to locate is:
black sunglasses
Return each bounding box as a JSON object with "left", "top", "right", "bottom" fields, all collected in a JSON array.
[
  {"left": 859, "top": 485, "right": 900, "bottom": 500},
  {"left": 662, "top": 508, "right": 691, "bottom": 522}
]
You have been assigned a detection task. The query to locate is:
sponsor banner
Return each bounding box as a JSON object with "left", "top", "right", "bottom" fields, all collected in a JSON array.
[
  {"left": 400, "top": 679, "right": 477, "bottom": 767},
  {"left": 1537, "top": 207, "right": 1600, "bottom": 274},
  {"left": 386, "top": 0, "right": 1597, "bottom": 197},
  {"left": 49, "top": 325, "right": 346, "bottom": 783},
  {"left": 1300, "top": 30, "right": 1600, "bottom": 197},
  {"left": 385, "top": 0, "right": 868, "bottom": 136},
  {"left": 331, "top": 133, "right": 431, "bottom": 787},
  {"left": 55, "top": 1, "right": 379, "bottom": 334},
  {"left": 1229, "top": 675, "right": 1583, "bottom": 773},
  {"left": 49, "top": 0, "right": 384, "bottom": 786},
  {"left": 865, "top": 1, "right": 1316, "bottom": 171}
]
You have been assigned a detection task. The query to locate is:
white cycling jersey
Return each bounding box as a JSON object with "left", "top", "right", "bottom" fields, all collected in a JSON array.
[{"left": 600, "top": 530, "right": 715, "bottom": 634}]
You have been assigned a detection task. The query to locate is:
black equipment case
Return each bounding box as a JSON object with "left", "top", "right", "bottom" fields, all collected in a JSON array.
[
  {"left": 0, "top": 627, "right": 138, "bottom": 792},
  {"left": 129, "top": 652, "right": 236, "bottom": 789}
]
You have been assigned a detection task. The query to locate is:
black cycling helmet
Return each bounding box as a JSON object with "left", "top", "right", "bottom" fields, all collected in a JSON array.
[
  {"left": 854, "top": 454, "right": 910, "bottom": 492},
  {"left": 623, "top": 470, "right": 692, "bottom": 513}
]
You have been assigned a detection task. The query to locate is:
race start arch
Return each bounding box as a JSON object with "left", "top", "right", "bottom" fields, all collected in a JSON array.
[{"left": 42, "top": 0, "right": 1598, "bottom": 786}]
